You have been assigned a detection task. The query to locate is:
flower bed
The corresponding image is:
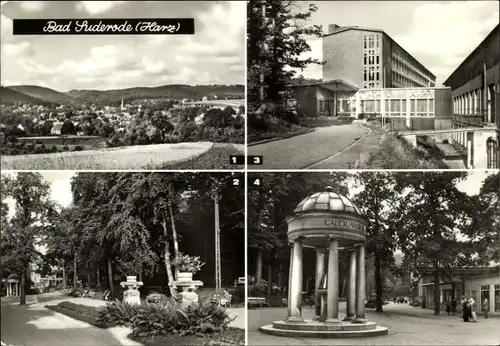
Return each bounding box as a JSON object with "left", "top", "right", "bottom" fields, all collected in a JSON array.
[{"left": 45, "top": 301, "right": 114, "bottom": 329}]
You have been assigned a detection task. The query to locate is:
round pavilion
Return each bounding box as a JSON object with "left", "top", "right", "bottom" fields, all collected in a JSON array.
[{"left": 259, "top": 187, "right": 388, "bottom": 338}]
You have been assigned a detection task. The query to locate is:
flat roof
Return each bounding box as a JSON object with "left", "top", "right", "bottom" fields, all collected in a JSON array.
[
  {"left": 443, "top": 24, "right": 499, "bottom": 86},
  {"left": 323, "top": 26, "right": 436, "bottom": 79},
  {"left": 290, "top": 79, "right": 359, "bottom": 90}
]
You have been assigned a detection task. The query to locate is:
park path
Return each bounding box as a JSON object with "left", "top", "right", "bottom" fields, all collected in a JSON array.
[
  {"left": 1, "top": 295, "right": 136, "bottom": 346},
  {"left": 247, "top": 124, "right": 370, "bottom": 169},
  {"left": 248, "top": 302, "right": 500, "bottom": 345}
]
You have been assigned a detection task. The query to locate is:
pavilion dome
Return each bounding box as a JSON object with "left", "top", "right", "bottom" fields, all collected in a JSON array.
[
  {"left": 293, "top": 186, "right": 362, "bottom": 216},
  {"left": 7, "top": 273, "right": 20, "bottom": 281}
]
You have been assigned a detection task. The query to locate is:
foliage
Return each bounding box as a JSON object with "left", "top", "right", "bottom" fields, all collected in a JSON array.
[
  {"left": 391, "top": 172, "right": 480, "bottom": 315},
  {"left": 248, "top": 279, "right": 268, "bottom": 297},
  {"left": 172, "top": 253, "right": 205, "bottom": 274},
  {"left": 353, "top": 172, "right": 398, "bottom": 312},
  {"left": 97, "top": 300, "right": 141, "bottom": 326},
  {"left": 46, "top": 302, "right": 113, "bottom": 328},
  {"left": 129, "top": 297, "right": 233, "bottom": 338},
  {"left": 247, "top": 0, "right": 323, "bottom": 103},
  {"left": 0, "top": 172, "right": 57, "bottom": 304}
]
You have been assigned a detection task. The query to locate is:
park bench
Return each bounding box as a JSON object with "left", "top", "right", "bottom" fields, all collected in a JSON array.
[
  {"left": 210, "top": 293, "right": 232, "bottom": 307},
  {"left": 247, "top": 297, "right": 269, "bottom": 308}
]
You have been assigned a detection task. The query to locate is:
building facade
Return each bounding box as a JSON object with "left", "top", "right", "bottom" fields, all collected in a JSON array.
[
  {"left": 322, "top": 25, "right": 436, "bottom": 90},
  {"left": 416, "top": 266, "right": 500, "bottom": 316},
  {"left": 443, "top": 24, "right": 500, "bottom": 169}
]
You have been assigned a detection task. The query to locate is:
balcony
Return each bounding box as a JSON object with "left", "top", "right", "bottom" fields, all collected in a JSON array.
[{"left": 452, "top": 113, "right": 493, "bottom": 127}]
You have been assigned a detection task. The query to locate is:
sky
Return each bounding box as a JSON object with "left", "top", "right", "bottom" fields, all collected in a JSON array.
[
  {"left": 297, "top": 0, "right": 499, "bottom": 86},
  {"left": 0, "top": 0, "right": 245, "bottom": 91}
]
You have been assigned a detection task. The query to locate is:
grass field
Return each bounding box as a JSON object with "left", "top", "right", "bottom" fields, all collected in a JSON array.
[
  {"left": 161, "top": 143, "right": 244, "bottom": 169},
  {"left": 1, "top": 142, "right": 214, "bottom": 170}
]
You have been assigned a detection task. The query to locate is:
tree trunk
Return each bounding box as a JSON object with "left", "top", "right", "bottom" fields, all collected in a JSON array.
[
  {"left": 256, "top": 250, "right": 262, "bottom": 281},
  {"left": 267, "top": 265, "right": 272, "bottom": 295},
  {"left": 374, "top": 194, "right": 384, "bottom": 312},
  {"left": 73, "top": 253, "right": 77, "bottom": 289},
  {"left": 162, "top": 217, "right": 179, "bottom": 299},
  {"left": 62, "top": 262, "right": 66, "bottom": 289},
  {"left": 375, "top": 249, "right": 383, "bottom": 312},
  {"left": 96, "top": 268, "right": 100, "bottom": 290},
  {"left": 87, "top": 263, "right": 91, "bottom": 288},
  {"left": 168, "top": 204, "right": 179, "bottom": 281},
  {"left": 20, "top": 266, "right": 26, "bottom": 305},
  {"left": 433, "top": 264, "right": 440, "bottom": 315},
  {"left": 107, "top": 257, "right": 115, "bottom": 301}
]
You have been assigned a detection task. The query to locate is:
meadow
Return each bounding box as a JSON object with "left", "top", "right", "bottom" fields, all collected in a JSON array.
[{"left": 1, "top": 142, "right": 218, "bottom": 170}]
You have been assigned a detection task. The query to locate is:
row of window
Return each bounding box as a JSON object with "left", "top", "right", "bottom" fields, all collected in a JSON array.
[
  {"left": 363, "top": 34, "right": 380, "bottom": 49},
  {"left": 364, "top": 50, "right": 380, "bottom": 66},
  {"left": 392, "top": 53, "right": 434, "bottom": 86},
  {"left": 329, "top": 98, "right": 435, "bottom": 117},
  {"left": 364, "top": 65, "right": 381, "bottom": 83},
  {"left": 391, "top": 71, "right": 432, "bottom": 88}
]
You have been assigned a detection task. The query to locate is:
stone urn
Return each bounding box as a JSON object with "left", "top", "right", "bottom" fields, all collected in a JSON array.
[{"left": 120, "top": 275, "right": 143, "bottom": 306}]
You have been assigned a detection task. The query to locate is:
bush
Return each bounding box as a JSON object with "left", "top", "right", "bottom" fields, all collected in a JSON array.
[
  {"left": 63, "top": 145, "right": 69, "bottom": 151},
  {"left": 97, "top": 300, "right": 140, "bottom": 326},
  {"left": 129, "top": 297, "right": 233, "bottom": 338},
  {"left": 248, "top": 279, "right": 267, "bottom": 297},
  {"left": 73, "top": 145, "right": 84, "bottom": 151}
]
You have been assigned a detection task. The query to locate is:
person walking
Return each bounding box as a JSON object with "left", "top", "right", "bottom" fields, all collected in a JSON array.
[
  {"left": 469, "top": 298, "right": 477, "bottom": 323},
  {"left": 482, "top": 298, "right": 489, "bottom": 319},
  {"left": 451, "top": 298, "right": 457, "bottom": 316},
  {"left": 446, "top": 299, "right": 451, "bottom": 315},
  {"left": 462, "top": 296, "right": 469, "bottom": 322}
]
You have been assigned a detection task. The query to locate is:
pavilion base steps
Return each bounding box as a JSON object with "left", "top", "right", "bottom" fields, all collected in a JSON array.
[{"left": 260, "top": 320, "right": 389, "bottom": 338}]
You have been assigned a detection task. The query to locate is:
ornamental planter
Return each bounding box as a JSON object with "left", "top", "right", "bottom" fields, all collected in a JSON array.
[{"left": 178, "top": 272, "right": 193, "bottom": 282}]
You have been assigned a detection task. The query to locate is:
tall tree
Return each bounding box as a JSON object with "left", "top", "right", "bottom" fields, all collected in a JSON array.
[
  {"left": 392, "top": 172, "right": 477, "bottom": 315},
  {"left": 247, "top": 0, "right": 323, "bottom": 103},
  {"left": 1, "top": 173, "right": 55, "bottom": 305},
  {"left": 354, "top": 172, "right": 398, "bottom": 312}
]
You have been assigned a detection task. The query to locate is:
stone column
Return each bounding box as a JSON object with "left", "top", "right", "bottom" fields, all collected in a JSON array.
[
  {"left": 7, "top": 283, "right": 11, "bottom": 296},
  {"left": 326, "top": 237, "right": 340, "bottom": 324},
  {"left": 287, "top": 239, "right": 304, "bottom": 322},
  {"left": 343, "top": 248, "right": 357, "bottom": 321},
  {"left": 313, "top": 248, "right": 326, "bottom": 321},
  {"left": 287, "top": 243, "right": 294, "bottom": 319},
  {"left": 353, "top": 244, "right": 367, "bottom": 323}
]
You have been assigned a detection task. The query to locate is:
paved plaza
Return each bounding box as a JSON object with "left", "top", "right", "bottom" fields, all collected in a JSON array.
[
  {"left": 1, "top": 293, "right": 245, "bottom": 346},
  {"left": 248, "top": 302, "right": 500, "bottom": 345}
]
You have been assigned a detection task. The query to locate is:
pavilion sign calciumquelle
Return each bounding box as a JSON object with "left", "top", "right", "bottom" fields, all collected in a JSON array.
[{"left": 259, "top": 187, "right": 389, "bottom": 338}]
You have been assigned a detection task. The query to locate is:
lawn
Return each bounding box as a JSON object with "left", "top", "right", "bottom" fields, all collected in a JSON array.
[
  {"left": 1, "top": 142, "right": 214, "bottom": 170},
  {"left": 161, "top": 143, "right": 244, "bottom": 169}
]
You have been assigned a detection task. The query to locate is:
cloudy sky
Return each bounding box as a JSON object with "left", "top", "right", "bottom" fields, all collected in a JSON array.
[
  {"left": 297, "top": 1, "right": 499, "bottom": 85},
  {"left": 0, "top": 1, "right": 245, "bottom": 91}
]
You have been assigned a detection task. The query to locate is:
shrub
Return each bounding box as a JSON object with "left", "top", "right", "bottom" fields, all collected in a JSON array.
[
  {"left": 172, "top": 253, "right": 205, "bottom": 274},
  {"left": 73, "top": 145, "right": 84, "bottom": 151},
  {"left": 97, "top": 300, "right": 140, "bottom": 326},
  {"left": 248, "top": 279, "right": 267, "bottom": 297},
  {"left": 46, "top": 302, "right": 113, "bottom": 329},
  {"left": 130, "top": 297, "right": 233, "bottom": 338},
  {"left": 51, "top": 145, "right": 58, "bottom": 152},
  {"left": 63, "top": 145, "right": 69, "bottom": 151}
]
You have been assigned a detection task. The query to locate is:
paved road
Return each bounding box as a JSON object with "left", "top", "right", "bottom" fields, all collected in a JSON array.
[
  {"left": 248, "top": 125, "right": 370, "bottom": 169},
  {"left": 249, "top": 302, "right": 500, "bottom": 345},
  {"left": 1, "top": 296, "right": 135, "bottom": 346}
]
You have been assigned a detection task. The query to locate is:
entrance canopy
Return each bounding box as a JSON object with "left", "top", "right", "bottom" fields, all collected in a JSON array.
[{"left": 290, "top": 79, "right": 359, "bottom": 93}]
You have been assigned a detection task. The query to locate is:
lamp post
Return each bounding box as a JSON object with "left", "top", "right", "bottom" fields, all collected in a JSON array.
[{"left": 211, "top": 187, "right": 222, "bottom": 305}]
